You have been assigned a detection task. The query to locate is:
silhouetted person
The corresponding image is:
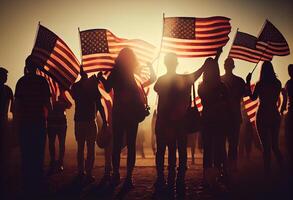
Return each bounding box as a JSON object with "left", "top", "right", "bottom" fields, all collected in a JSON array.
[
  {"left": 221, "top": 58, "right": 247, "bottom": 171},
  {"left": 99, "top": 48, "right": 155, "bottom": 191},
  {"left": 71, "top": 66, "right": 107, "bottom": 183},
  {"left": 14, "top": 56, "right": 51, "bottom": 197},
  {"left": 281, "top": 64, "right": 293, "bottom": 169},
  {"left": 47, "top": 90, "right": 72, "bottom": 175},
  {"left": 154, "top": 53, "right": 206, "bottom": 197},
  {"left": 246, "top": 61, "right": 283, "bottom": 174},
  {"left": 198, "top": 58, "right": 231, "bottom": 184},
  {"left": 239, "top": 102, "right": 253, "bottom": 160},
  {"left": 0, "top": 67, "right": 13, "bottom": 196}
]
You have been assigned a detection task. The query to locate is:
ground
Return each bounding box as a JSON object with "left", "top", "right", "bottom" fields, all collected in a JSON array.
[{"left": 1, "top": 145, "right": 292, "bottom": 200}]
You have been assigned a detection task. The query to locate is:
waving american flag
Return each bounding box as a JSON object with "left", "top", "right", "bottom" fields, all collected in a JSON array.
[
  {"left": 31, "top": 25, "right": 80, "bottom": 89},
  {"left": 229, "top": 31, "right": 273, "bottom": 63},
  {"left": 79, "top": 29, "right": 157, "bottom": 73},
  {"left": 161, "top": 16, "right": 231, "bottom": 58}
]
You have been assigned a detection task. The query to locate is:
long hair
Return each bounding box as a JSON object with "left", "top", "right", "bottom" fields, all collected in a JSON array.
[
  {"left": 259, "top": 61, "right": 277, "bottom": 82},
  {"left": 202, "top": 58, "right": 221, "bottom": 86},
  {"left": 115, "top": 48, "right": 139, "bottom": 75}
]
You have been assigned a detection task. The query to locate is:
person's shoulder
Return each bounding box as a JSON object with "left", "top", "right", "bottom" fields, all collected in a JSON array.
[
  {"left": 4, "top": 84, "right": 12, "bottom": 92},
  {"left": 275, "top": 78, "right": 282, "bottom": 88},
  {"left": 234, "top": 74, "right": 245, "bottom": 82},
  {"left": 16, "top": 75, "right": 26, "bottom": 85}
]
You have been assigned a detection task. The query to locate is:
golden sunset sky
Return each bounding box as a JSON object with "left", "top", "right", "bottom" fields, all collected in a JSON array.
[{"left": 1, "top": 0, "right": 292, "bottom": 93}]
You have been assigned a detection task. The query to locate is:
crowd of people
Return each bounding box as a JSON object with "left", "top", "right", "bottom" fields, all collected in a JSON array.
[{"left": 0, "top": 47, "right": 292, "bottom": 199}]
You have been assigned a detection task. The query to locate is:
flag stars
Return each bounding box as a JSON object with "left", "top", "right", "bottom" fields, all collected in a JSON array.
[{"left": 80, "top": 29, "right": 109, "bottom": 55}]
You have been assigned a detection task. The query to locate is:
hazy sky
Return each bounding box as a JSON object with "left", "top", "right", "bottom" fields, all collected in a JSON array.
[{"left": 1, "top": 0, "right": 293, "bottom": 92}]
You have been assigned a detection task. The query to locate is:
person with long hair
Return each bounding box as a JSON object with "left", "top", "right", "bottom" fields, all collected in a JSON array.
[
  {"left": 198, "top": 58, "right": 231, "bottom": 184},
  {"left": 246, "top": 61, "right": 283, "bottom": 174},
  {"left": 99, "top": 48, "right": 155, "bottom": 191}
]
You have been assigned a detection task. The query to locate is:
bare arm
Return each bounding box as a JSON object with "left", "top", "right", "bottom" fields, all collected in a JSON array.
[
  {"left": 281, "top": 87, "right": 287, "bottom": 114},
  {"left": 142, "top": 63, "right": 157, "bottom": 88},
  {"left": 97, "top": 98, "right": 107, "bottom": 126}
]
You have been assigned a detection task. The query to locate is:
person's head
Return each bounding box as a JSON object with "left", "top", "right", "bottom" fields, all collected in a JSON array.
[
  {"left": 202, "top": 57, "right": 221, "bottom": 85},
  {"left": 288, "top": 64, "right": 293, "bottom": 79},
  {"left": 79, "top": 65, "right": 88, "bottom": 80},
  {"left": 224, "top": 57, "right": 235, "bottom": 73},
  {"left": 115, "top": 48, "right": 139, "bottom": 74},
  {"left": 164, "top": 53, "right": 178, "bottom": 74},
  {"left": 259, "top": 61, "right": 277, "bottom": 82},
  {"left": 0, "top": 67, "right": 8, "bottom": 85},
  {"left": 25, "top": 55, "right": 38, "bottom": 74}
]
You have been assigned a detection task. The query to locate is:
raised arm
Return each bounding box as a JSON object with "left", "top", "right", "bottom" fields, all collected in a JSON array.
[
  {"left": 281, "top": 86, "right": 288, "bottom": 115},
  {"left": 96, "top": 98, "right": 107, "bottom": 127},
  {"left": 246, "top": 73, "right": 258, "bottom": 101},
  {"left": 142, "top": 63, "right": 157, "bottom": 88},
  {"left": 98, "top": 71, "right": 113, "bottom": 93}
]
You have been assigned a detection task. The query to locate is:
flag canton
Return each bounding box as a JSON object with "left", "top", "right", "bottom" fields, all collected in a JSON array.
[
  {"left": 258, "top": 21, "right": 286, "bottom": 43},
  {"left": 163, "top": 17, "right": 195, "bottom": 39},
  {"left": 80, "top": 29, "right": 109, "bottom": 55},
  {"left": 234, "top": 32, "right": 257, "bottom": 49},
  {"left": 35, "top": 25, "right": 58, "bottom": 52}
]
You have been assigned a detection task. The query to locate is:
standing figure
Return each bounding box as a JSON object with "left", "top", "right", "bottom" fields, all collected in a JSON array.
[
  {"left": 281, "top": 64, "right": 293, "bottom": 170},
  {"left": 246, "top": 61, "right": 283, "bottom": 174},
  {"left": 238, "top": 102, "right": 254, "bottom": 160},
  {"left": 14, "top": 56, "right": 51, "bottom": 197},
  {"left": 71, "top": 66, "right": 107, "bottom": 183},
  {"left": 0, "top": 67, "right": 13, "bottom": 197},
  {"left": 198, "top": 58, "right": 231, "bottom": 184},
  {"left": 47, "top": 90, "right": 72, "bottom": 175},
  {"left": 154, "top": 53, "right": 205, "bottom": 197},
  {"left": 221, "top": 58, "right": 247, "bottom": 171},
  {"left": 99, "top": 48, "right": 154, "bottom": 191}
]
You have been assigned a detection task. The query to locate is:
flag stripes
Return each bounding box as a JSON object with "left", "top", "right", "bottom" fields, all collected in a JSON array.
[
  {"left": 162, "top": 16, "right": 231, "bottom": 57},
  {"left": 80, "top": 29, "right": 156, "bottom": 73},
  {"left": 257, "top": 20, "right": 290, "bottom": 57},
  {"left": 228, "top": 31, "right": 273, "bottom": 63},
  {"left": 31, "top": 25, "right": 80, "bottom": 89},
  {"left": 37, "top": 70, "right": 60, "bottom": 102}
]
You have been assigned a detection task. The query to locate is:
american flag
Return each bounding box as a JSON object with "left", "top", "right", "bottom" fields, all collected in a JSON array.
[
  {"left": 31, "top": 25, "right": 80, "bottom": 89},
  {"left": 256, "top": 20, "right": 290, "bottom": 57},
  {"left": 243, "top": 84, "right": 283, "bottom": 123},
  {"left": 161, "top": 16, "right": 231, "bottom": 58},
  {"left": 37, "top": 70, "right": 60, "bottom": 102},
  {"left": 79, "top": 29, "right": 157, "bottom": 74},
  {"left": 229, "top": 31, "right": 273, "bottom": 63},
  {"left": 37, "top": 69, "right": 72, "bottom": 103}
]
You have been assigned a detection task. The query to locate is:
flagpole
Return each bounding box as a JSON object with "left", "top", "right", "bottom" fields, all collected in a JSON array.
[
  {"left": 77, "top": 27, "right": 83, "bottom": 68},
  {"left": 31, "top": 21, "right": 41, "bottom": 54},
  {"left": 154, "top": 13, "right": 165, "bottom": 107},
  {"left": 155, "top": 12, "right": 165, "bottom": 75},
  {"left": 250, "top": 19, "right": 269, "bottom": 74}
]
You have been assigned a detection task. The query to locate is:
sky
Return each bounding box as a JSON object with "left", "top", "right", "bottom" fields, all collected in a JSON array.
[
  {"left": 0, "top": 0, "right": 292, "bottom": 92},
  {"left": 1, "top": 0, "right": 292, "bottom": 147}
]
